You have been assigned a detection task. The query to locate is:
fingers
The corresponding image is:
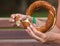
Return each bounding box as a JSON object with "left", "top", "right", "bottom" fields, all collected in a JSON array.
[
  {"left": 11, "top": 14, "right": 16, "bottom": 19},
  {"left": 28, "top": 23, "right": 43, "bottom": 35},
  {"left": 10, "top": 14, "right": 25, "bottom": 21},
  {"left": 9, "top": 18, "right": 15, "bottom": 22},
  {"left": 10, "top": 14, "right": 16, "bottom": 22},
  {"left": 26, "top": 23, "right": 47, "bottom": 42},
  {"left": 30, "top": 24, "right": 47, "bottom": 39},
  {"left": 30, "top": 24, "right": 42, "bottom": 34},
  {"left": 10, "top": 14, "right": 33, "bottom": 22},
  {"left": 26, "top": 27, "right": 45, "bottom": 42},
  {"left": 11, "top": 14, "right": 22, "bottom": 18}
]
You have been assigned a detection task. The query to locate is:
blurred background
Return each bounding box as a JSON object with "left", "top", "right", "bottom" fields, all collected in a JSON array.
[{"left": 0, "top": 0, "right": 58, "bottom": 17}]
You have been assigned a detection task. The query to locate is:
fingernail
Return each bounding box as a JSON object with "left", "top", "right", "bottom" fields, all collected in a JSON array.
[{"left": 11, "top": 15, "right": 15, "bottom": 18}]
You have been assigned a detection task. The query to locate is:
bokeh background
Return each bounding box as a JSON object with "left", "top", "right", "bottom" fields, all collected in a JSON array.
[
  {"left": 0, "top": 1, "right": 59, "bottom": 46},
  {"left": 0, "top": 0, "right": 58, "bottom": 17}
]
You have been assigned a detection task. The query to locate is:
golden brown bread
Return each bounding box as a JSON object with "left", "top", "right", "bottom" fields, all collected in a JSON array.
[{"left": 25, "top": 1, "right": 56, "bottom": 33}]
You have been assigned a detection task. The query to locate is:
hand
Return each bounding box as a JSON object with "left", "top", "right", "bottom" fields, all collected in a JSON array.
[
  {"left": 26, "top": 23, "right": 47, "bottom": 43},
  {"left": 26, "top": 23, "right": 60, "bottom": 43},
  {"left": 10, "top": 14, "right": 27, "bottom": 22},
  {"left": 9, "top": 13, "right": 32, "bottom": 27}
]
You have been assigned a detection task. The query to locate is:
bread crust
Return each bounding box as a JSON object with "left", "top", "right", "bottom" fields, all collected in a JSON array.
[{"left": 25, "top": 1, "right": 56, "bottom": 33}]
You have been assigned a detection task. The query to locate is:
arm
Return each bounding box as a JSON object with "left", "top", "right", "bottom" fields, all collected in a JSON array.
[
  {"left": 45, "top": 31, "right": 60, "bottom": 43},
  {"left": 56, "top": 0, "right": 60, "bottom": 28}
]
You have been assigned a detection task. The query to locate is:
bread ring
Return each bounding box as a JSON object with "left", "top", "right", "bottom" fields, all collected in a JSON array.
[{"left": 23, "top": 1, "right": 56, "bottom": 33}]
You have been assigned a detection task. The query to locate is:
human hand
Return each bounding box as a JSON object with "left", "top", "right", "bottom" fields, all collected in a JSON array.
[
  {"left": 26, "top": 23, "right": 47, "bottom": 43},
  {"left": 26, "top": 23, "right": 60, "bottom": 43},
  {"left": 9, "top": 13, "right": 32, "bottom": 27}
]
